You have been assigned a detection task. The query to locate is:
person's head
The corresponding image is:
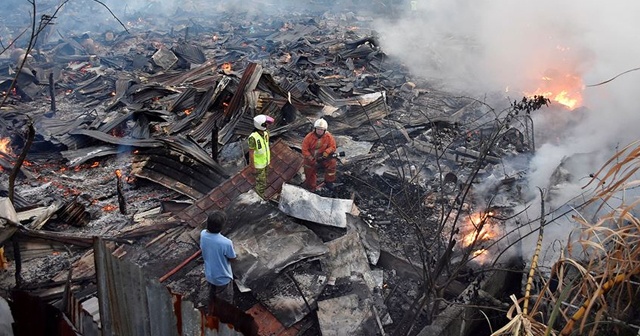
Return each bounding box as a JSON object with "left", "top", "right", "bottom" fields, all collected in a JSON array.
[
  {"left": 206, "top": 211, "right": 227, "bottom": 233},
  {"left": 253, "top": 114, "right": 274, "bottom": 131},
  {"left": 314, "top": 118, "right": 328, "bottom": 136}
]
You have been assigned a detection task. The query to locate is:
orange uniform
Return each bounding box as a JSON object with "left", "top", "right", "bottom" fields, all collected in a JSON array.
[{"left": 301, "top": 130, "right": 337, "bottom": 190}]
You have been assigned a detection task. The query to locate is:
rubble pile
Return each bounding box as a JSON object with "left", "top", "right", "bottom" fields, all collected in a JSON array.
[{"left": 0, "top": 1, "right": 533, "bottom": 335}]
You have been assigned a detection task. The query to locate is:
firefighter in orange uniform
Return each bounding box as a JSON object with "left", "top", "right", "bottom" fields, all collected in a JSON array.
[{"left": 302, "top": 118, "right": 337, "bottom": 191}]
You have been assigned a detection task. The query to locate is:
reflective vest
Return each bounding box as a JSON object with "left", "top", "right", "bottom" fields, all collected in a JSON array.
[{"left": 249, "top": 131, "right": 270, "bottom": 169}]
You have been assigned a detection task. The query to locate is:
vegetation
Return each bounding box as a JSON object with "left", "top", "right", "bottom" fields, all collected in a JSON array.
[{"left": 492, "top": 141, "right": 640, "bottom": 335}]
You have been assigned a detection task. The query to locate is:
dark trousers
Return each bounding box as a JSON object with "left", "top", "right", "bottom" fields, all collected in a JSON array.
[
  {"left": 208, "top": 281, "right": 234, "bottom": 305},
  {"left": 207, "top": 281, "right": 236, "bottom": 318}
]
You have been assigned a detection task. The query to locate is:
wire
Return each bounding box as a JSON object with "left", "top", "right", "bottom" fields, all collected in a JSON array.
[{"left": 585, "top": 67, "right": 640, "bottom": 87}]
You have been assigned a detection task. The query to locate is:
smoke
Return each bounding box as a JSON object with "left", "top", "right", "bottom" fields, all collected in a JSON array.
[{"left": 374, "top": 0, "right": 640, "bottom": 263}]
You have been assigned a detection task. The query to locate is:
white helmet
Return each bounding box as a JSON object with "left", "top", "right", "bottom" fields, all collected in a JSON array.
[
  {"left": 314, "top": 118, "right": 328, "bottom": 130},
  {"left": 253, "top": 114, "right": 274, "bottom": 130}
]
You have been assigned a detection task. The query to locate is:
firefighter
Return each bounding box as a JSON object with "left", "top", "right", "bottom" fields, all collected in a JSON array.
[
  {"left": 302, "top": 118, "right": 337, "bottom": 191},
  {"left": 248, "top": 114, "right": 274, "bottom": 198}
]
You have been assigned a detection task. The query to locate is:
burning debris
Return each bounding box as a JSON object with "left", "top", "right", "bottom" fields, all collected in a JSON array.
[{"left": 0, "top": 1, "right": 637, "bottom": 336}]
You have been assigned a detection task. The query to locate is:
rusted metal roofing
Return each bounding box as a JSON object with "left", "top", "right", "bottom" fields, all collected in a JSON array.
[
  {"left": 246, "top": 303, "right": 302, "bottom": 336},
  {"left": 177, "top": 139, "right": 303, "bottom": 227},
  {"left": 94, "top": 237, "right": 250, "bottom": 336}
]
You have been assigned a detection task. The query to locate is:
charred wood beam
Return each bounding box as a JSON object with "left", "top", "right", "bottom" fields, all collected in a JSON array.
[
  {"left": 115, "top": 170, "right": 126, "bottom": 215},
  {"left": 9, "top": 122, "right": 35, "bottom": 203},
  {"left": 48, "top": 72, "right": 56, "bottom": 113}
]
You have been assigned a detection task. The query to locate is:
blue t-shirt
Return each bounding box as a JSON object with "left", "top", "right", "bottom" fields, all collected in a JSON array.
[{"left": 200, "top": 230, "right": 236, "bottom": 286}]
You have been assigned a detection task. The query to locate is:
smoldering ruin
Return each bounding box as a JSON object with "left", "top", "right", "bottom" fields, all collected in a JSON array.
[{"left": 1, "top": 0, "right": 640, "bottom": 336}]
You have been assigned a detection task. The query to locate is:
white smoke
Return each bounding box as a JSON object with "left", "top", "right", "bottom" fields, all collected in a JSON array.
[{"left": 374, "top": 0, "right": 640, "bottom": 263}]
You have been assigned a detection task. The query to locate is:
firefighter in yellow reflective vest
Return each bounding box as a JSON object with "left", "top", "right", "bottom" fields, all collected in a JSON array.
[{"left": 248, "top": 114, "right": 274, "bottom": 198}]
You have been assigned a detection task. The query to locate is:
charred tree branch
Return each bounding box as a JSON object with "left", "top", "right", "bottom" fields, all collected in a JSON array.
[{"left": 8, "top": 121, "right": 35, "bottom": 203}]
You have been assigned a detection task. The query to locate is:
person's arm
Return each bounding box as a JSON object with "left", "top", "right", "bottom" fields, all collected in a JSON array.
[
  {"left": 227, "top": 242, "right": 237, "bottom": 261},
  {"left": 247, "top": 136, "right": 256, "bottom": 171},
  {"left": 323, "top": 133, "right": 337, "bottom": 157},
  {"left": 301, "top": 134, "right": 315, "bottom": 161},
  {"left": 248, "top": 149, "right": 255, "bottom": 169}
]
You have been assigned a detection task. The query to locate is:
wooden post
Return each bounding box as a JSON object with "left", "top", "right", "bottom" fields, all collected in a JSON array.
[
  {"left": 211, "top": 126, "right": 219, "bottom": 162},
  {"left": 48, "top": 72, "right": 56, "bottom": 113},
  {"left": 12, "top": 236, "right": 22, "bottom": 288},
  {"left": 116, "top": 170, "right": 127, "bottom": 215}
]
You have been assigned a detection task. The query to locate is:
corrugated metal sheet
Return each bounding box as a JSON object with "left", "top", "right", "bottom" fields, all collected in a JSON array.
[{"left": 94, "top": 237, "right": 247, "bottom": 336}]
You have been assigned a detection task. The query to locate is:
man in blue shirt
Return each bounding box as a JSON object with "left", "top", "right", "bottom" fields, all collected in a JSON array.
[{"left": 200, "top": 211, "right": 237, "bottom": 305}]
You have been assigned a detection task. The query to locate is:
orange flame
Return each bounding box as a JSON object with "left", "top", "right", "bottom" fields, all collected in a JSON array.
[
  {"left": 524, "top": 70, "right": 583, "bottom": 109},
  {"left": 221, "top": 63, "right": 232, "bottom": 73},
  {"left": 115, "top": 169, "right": 122, "bottom": 178},
  {"left": 91, "top": 162, "right": 100, "bottom": 168},
  {"left": 0, "top": 138, "right": 13, "bottom": 156},
  {"left": 184, "top": 108, "right": 194, "bottom": 116},
  {"left": 102, "top": 204, "right": 117, "bottom": 212},
  {"left": 459, "top": 211, "right": 498, "bottom": 248}
]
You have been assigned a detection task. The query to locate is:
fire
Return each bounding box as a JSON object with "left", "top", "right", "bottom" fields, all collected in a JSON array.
[
  {"left": 473, "top": 249, "right": 487, "bottom": 257},
  {"left": 459, "top": 211, "right": 498, "bottom": 248},
  {"left": 184, "top": 108, "right": 193, "bottom": 116},
  {"left": 91, "top": 162, "right": 100, "bottom": 168},
  {"left": 353, "top": 66, "right": 366, "bottom": 76},
  {"left": 115, "top": 169, "right": 122, "bottom": 178},
  {"left": 102, "top": 204, "right": 117, "bottom": 212},
  {"left": 524, "top": 70, "right": 583, "bottom": 109},
  {"left": 221, "top": 63, "right": 232, "bottom": 73},
  {"left": 0, "top": 138, "right": 12, "bottom": 156}
]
